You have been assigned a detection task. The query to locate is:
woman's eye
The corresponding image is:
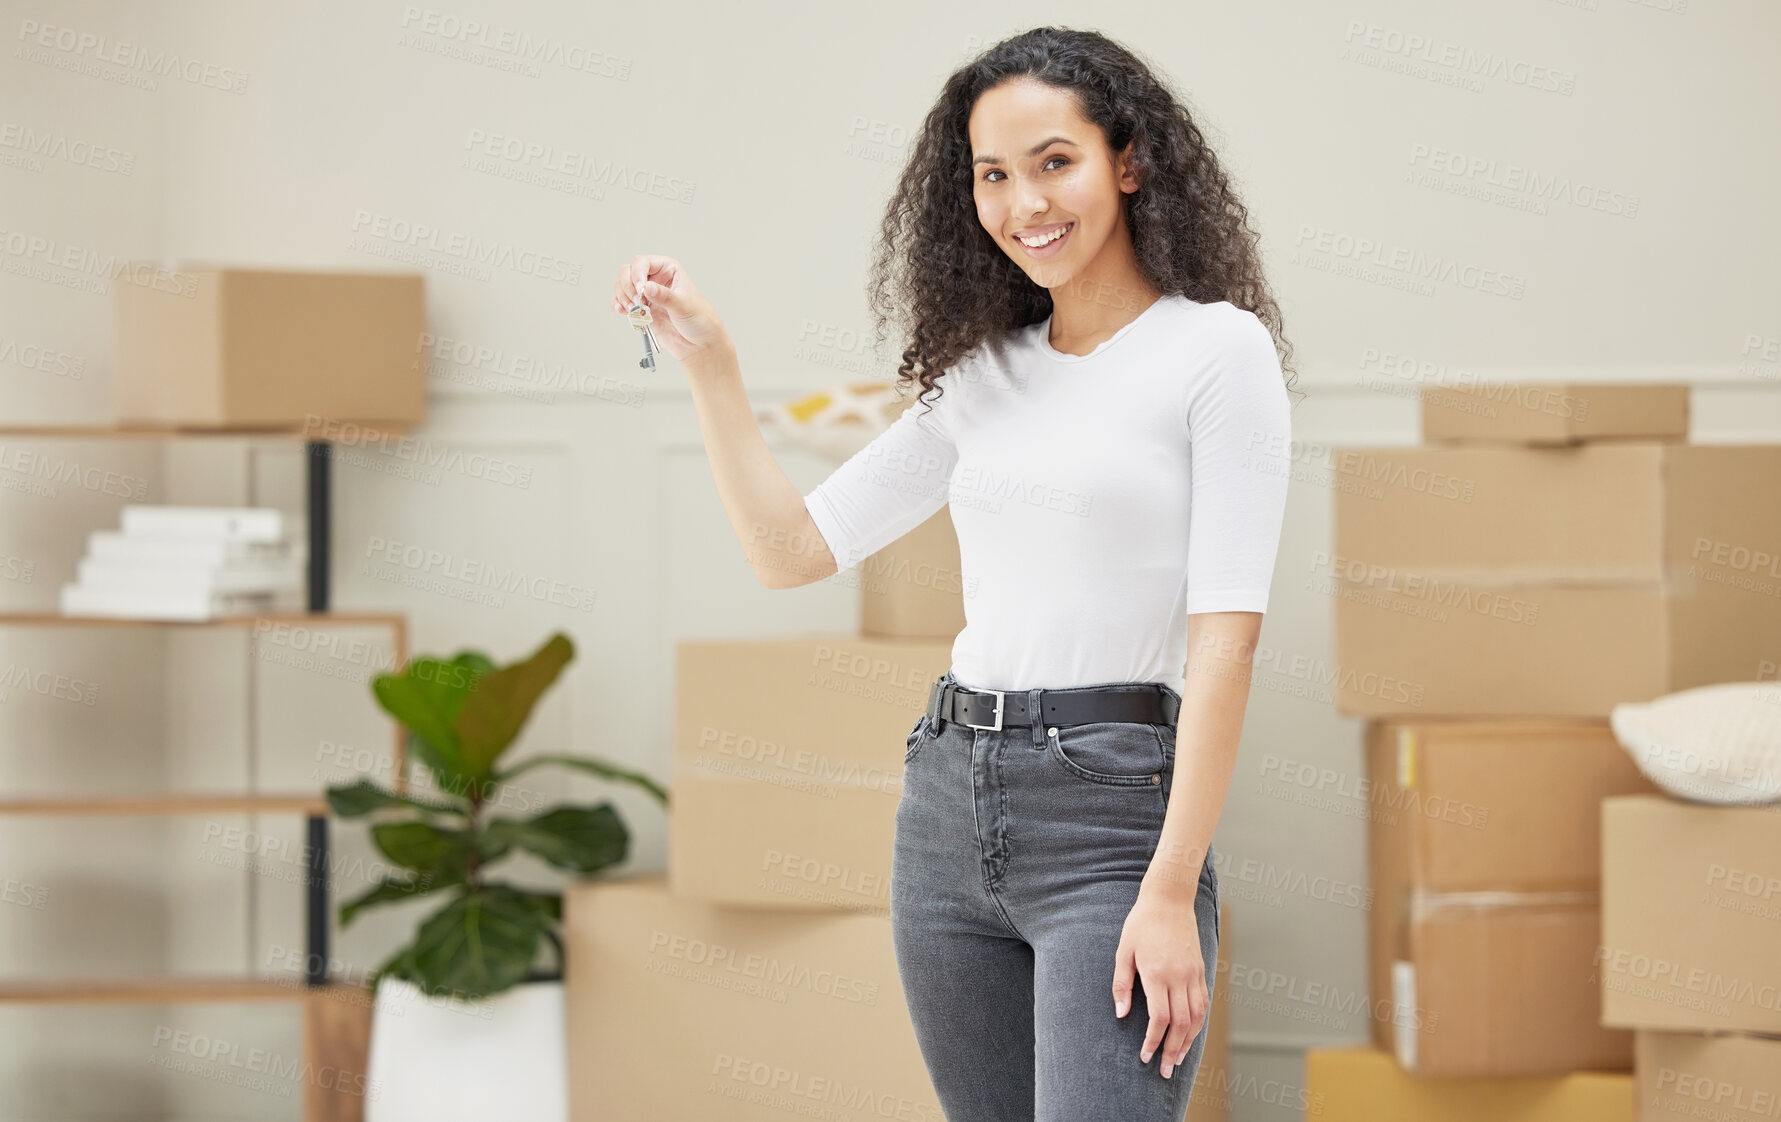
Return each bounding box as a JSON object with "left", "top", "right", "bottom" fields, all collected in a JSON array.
[{"left": 981, "top": 156, "right": 1066, "bottom": 183}]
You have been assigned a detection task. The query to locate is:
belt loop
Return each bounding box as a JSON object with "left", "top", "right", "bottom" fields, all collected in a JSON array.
[
  {"left": 1027, "top": 687, "right": 1045, "bottom": 749},
  {"left": 1158, "top": 685, "right": 1180, "bottom": 728}
]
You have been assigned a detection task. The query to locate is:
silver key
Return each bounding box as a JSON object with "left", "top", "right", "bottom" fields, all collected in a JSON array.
[{"left": 627, "top": 301, "right": 659, "bottom": 371}]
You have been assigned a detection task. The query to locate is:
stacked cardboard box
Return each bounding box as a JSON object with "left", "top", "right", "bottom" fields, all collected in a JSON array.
[
  {"left": 1365, "top": 718, "right": 1658, "bottom": 1076},
  {"left": 1304, "top": 1045, "right": 1633, "bottom": 1122},
  {"left": 1332, "top": 383, "right": 1779, "bottom": 1106},
  {"left": 1601, "top": 795, "right": 1781, "bottom": 1122},
  {"left": 567, "top": 496, "right": 1233, "bottom": 1118},
  {"left": 1334, "top": 384, "right": 1779, "bottom": 717}
]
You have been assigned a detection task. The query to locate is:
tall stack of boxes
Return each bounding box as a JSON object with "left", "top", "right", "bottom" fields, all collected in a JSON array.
[
  {"left": 565, "top": 424, "right": 1234, "bottom": 1118},
  {"left": 1311, "top": 383, "right": 1781, "bottom": 1119}
]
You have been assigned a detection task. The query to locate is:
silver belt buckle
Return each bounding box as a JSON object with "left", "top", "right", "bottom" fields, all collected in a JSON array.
[{"left": 963, "top": 688, "right": 1005, "bottom": 731}]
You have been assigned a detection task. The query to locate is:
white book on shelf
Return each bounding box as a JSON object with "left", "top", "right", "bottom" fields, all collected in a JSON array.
[
  {"left": 87, "top": 529, "right": 299, "bottom": 565},
  {"left": 76, "top": 557, "right": 303, "bottom": 595},
  {"left": 59, "top": 582, "right": 279, "bottom": 622},
  {"left": 118, "top": 505, "right": 286, "bottom": 543}
]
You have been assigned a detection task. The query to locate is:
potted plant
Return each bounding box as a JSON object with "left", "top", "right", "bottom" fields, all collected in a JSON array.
[{"left": 325, "top": 631, "right": 667, "bottom": 1121}]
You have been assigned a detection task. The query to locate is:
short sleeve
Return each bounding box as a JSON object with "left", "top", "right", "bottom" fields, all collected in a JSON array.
[
  {"left": 1179, "top": 310, "right": 1292, "bottom": 614},
  {"left": 801, "top": 372, "right": 965, "bottom": 572}
]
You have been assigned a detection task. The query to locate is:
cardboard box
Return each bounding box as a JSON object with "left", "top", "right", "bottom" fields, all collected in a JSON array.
[
  {"left": 113, "top": 266, "right": 425, "bottom": 429},
  {"left": 860, "top": 508, "right": 967, "bottom": 641},
  {"left": 672, "top": 635, "right": 950, "bottom": 910},
  {"left": 1305, "top": 1045, "right": 1633, "bottom": 1122},
  {"left": 1422, "top": 383, "right": 1688, "bottom": 445},
  {"left": 565, "top": 872, "right": 940, "bottom": 1121},
  {"left": 1332, "top": 443, "right": 1781, "bottom": 716},
  {"left": 676, "top": 636, "right": 951, "bottom": 783},
  {"left": 1366, "top": 718, "right": 1658, "bottom": 1042},
  {"left": 1366, "top": 719, "right": 1651, "bottom": 1074},
  {"left": 669, "top": 763, "right": 897, "bottom": 913},
  {"left": 1601, "top": 795, "right": 1781, "bottom": 1033},
  {"left": 1367, "top": 718, "right": 1657, "bottom": 893},
  {"left": 1636, "top": 1032, "right": 1781, "bottom": 1122},
  {"left": 1392, "top": 895, "right": 1633, "bottom": 1075}
]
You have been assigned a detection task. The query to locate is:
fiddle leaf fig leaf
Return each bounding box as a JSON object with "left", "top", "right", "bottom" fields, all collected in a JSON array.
[{"left": 453, "top": 633, "right": 575, "bottom": 781}]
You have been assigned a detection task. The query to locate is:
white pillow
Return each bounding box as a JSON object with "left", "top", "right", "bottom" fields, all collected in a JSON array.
[{"left": 1610, "top": 681, "right": 1781, "bottom": 806}]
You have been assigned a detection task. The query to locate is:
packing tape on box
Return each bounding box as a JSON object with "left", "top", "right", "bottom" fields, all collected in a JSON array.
[
  {"left": 1336, "top": 564, "right": 1663, "bottom": 589},
  {"left": 1409, "top": 889, "right": 1600, "bottom": 920}
]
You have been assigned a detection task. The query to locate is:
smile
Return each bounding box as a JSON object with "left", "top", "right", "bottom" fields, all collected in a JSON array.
[{"left": 1014, "top": 221, "right": 1073, "bottom": 257}]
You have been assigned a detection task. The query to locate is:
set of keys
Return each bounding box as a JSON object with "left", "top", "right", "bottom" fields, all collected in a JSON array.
[{"left": 627, "top": 300, "right": 660, "bottom": 371}]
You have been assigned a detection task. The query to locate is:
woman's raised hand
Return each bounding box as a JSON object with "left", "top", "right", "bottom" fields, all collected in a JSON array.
[{"left": 610, "top": 253, "right": 728, "bottom": 364}]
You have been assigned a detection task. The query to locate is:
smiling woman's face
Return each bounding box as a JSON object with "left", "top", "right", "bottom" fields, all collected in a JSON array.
[{"left": 968, "top": 78, "right": 1137, "bottom": 292}]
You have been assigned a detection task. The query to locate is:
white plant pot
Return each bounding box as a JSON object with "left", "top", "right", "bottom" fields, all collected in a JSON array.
[{"left": 364, "top": 975, "right": 567, "bottom": 1122}]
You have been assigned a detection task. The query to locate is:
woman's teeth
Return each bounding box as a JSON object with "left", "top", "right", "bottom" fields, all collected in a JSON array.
[{"left": 1017, "top": 223, "right": 1072, "bottom": 247}]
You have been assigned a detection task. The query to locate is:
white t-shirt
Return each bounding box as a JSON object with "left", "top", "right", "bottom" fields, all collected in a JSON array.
[{"left": 801, "top": 293, "right": 1292, "bottom": 699}]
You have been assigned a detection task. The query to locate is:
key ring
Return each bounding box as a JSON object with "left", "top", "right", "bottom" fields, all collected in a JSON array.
[{"left": 627, "top": 300, "right": 659, "bottom": 371}]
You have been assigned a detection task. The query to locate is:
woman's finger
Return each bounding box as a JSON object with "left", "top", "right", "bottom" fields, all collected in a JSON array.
[
  {"left": 1160, "top": 981, "right": 1198, "bottom": 1077},
  {"left": 1111, "top": 939, "right": 1137, "bottom": 1018},
  {"left": 629, "top": 253, "right": 681, "bottom": 300},
  {"left": 1139, "top": 976, "right": 1171, "bottom": 1066}
]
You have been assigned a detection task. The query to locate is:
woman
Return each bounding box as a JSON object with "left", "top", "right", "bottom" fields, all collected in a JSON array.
[{"left": 610, "top": 26, "right": 1296, "bottom": 1121}]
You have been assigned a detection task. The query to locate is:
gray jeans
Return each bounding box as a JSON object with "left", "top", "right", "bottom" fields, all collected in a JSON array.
[{"left": 891, "top": 671, "right": 1221, "bottom": 1121}]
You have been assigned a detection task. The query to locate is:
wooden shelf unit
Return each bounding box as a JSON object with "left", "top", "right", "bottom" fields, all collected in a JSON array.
[{"left": 0, "top": 425, "right": 409, "bottom": 1121}]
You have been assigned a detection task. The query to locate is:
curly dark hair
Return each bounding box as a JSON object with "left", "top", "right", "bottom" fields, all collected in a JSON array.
[{"left": 868, "top": 26, "right": 1300, "bottom": 412}]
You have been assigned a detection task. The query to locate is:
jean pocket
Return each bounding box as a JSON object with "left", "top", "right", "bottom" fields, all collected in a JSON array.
[
  {"left": 1201, "top": 844, "right": 1220, "bottom": 911},
  {"left": 903, "top": 714, "right": 931, "bottom": 764},
  {"left": 1046, "top": 721, "right": 1169, "bottom": 787}
]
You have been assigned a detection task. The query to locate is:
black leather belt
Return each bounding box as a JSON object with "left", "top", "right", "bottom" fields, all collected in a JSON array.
[{"left": 926, "top": 676, "right": 1179, "bottom": 732}]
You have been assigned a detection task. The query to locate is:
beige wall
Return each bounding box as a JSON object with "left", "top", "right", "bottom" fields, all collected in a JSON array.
[{"left": 2, "top": 0, "right": 1778, "bottom": 1117}]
